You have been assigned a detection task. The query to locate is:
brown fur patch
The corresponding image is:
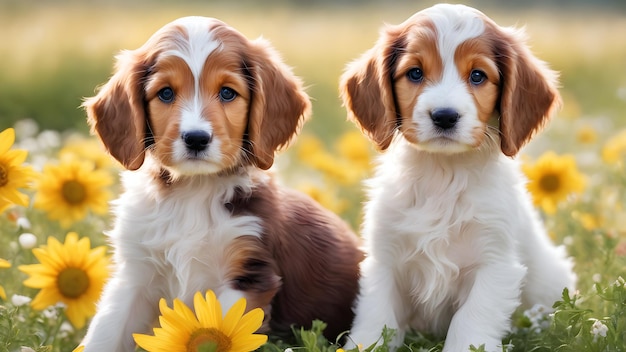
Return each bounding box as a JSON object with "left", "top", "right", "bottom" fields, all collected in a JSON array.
[
  {"left": 243, "top": 39, "right": 311, "bottom": 170},
  {"left": 224, "top": 235, "right": 281, "bottom": 332},
  {"left": 454, "top": 36, "right": 501, "bottom": 146},
  {"left": 340, "top": 23, "right": 410, "bottom": 151},
  {"left": 393, "top": 18, "right": 441, "bottom": 145},
  {"left": 228, "top": 176, "right": 364, "bottom": 340},
  {"left": 83, "top": 51, "right": 150, "bottom": 170},
  {"left": 480, "top": 18, "right": 561, "bottom": 156}
]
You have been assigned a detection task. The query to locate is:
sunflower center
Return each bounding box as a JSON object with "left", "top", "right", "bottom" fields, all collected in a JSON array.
[
  {"left": 539, "top": 173, "right": 561, "bottom": 193},
  {"left": 186, "top": 328, "right": 232, "bottom": 352},
  {"left": 61, "top": 180, "right": 86, "bottom": 204},
  {"left": 0, "top": 163, "right": 8, "bottom": 187},
  {"left": 57, "top": 267, "right": 90, "bottom": 298}
]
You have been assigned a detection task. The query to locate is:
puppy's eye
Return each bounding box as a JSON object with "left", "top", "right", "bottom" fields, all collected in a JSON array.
[
  {"left": 407, "top": 68, "right": 424, "bottom": 83},
  {"left": 157, "top": 87, "right": 175, "bottom": 103},
  {"left": 219, "top": 87, "right": 237, "bottom": 102},
  {"left": 469, "top": 70, "right": 487, "bottom": 85}
]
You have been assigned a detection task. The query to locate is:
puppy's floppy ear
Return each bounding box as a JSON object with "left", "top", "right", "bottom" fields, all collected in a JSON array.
[
  {"left": 244, "top": 38, "right": 311, "bottom": 170},
  {"left": 83, "top": 50, "right": 149, "bottom": 170},
  {"left": 340, "top": 25, "right": 406, "bottom": 151},
  {"left": 491, "top": 24, "right": 561, "bottom": 156}
]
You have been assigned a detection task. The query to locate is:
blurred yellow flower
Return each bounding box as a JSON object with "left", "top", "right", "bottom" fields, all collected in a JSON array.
[
  {"left": 298, "top": 183, "right": 348, "bottom": 215},
  {"left": 296, "top": 134, "right": 326, "bottom": 160},
  {"left": 34, "top": 158, "right": 112, "bottom": 227},
  {"left": 297, "top": 134, "right": 362, "bottom": 185},
  {"left": 335, "top": 130, "right": 373, "bottom": 171},
  {"left": 308, "top": 152, "right": 360, "bottom": 185},
  {"left": 576, "top": 125, "right": 598, "bottom": 144},
  {"left": 59, "top": 137, "right": 115, "bottom": 170},
  {"left": 0, "top": 258, "right": 10, "bottom": 300},
  {"left": 602, "top": 129, "right": 626, "bottom": 165},
  {"left": 19, "top": 232, "right": 109, "bottom": 328},
  {"left": 572, "top": 211, "right": 601, "bottom": 231},
  {"left": 133, "top": 290, "right": 267, "bottom": 352},
  {"left": 0, "top": 128, "right": 37, "bottom": 213},
  {"left": 522, "top": 152, "right": 586, "bottom": 214}
]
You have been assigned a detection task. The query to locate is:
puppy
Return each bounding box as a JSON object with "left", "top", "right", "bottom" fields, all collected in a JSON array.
[
  {"left": 340, "top": 4, "right": 576, "bottom": 351},
  {"left": 80, "top": 16, "right": 363, "bottom": 351}
]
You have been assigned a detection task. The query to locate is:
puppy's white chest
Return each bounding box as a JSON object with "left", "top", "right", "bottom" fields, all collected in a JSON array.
[{"left": 112, "top": 171, "right": 263, "bottom": 301}]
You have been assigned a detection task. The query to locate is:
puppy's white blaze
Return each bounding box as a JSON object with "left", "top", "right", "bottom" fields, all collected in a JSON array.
[
  {"left": 412, "top": 4, "right": 486, "bottom": 152},
  {"left": 160, "top": 18, "right": 225, "bottom": 172},
  {"left": 173, "top": 107, "right": 219, "bottom": 167},
  {"left": 427, "top": 4, "right": 485, "bottom": 67},
  {"left": 163, "top": 17, "right": 221, "bottom": 138},
  {"left": 179, "top": 101, "right": 214, "bottom": 135},
  {"left": 167, "top": 17, "right": 221, "bottom": 81}
]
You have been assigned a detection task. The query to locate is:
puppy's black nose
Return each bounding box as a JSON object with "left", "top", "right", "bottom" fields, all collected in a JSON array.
[
  {"left": 431, "top": 108, "right": 460, "bottom": 130},
  {"left": 182, "top": 131, "right": 212, "bottom": 152}
]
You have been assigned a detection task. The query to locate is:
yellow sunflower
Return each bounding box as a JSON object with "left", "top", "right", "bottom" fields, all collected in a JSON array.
[
  {"left": 522, "top": 151, "right": 586, "bottom": 214},
  {"left": 133, "top": 290, "right": 267, "bottom": 352},
  {"left": 0, "top": 127, "right": 37, "bottom": 213},
  {"left": 33, "top": 158, "right": 112, "bottom": 227},
  {"left": 18, "top": 232, "right": 109, "bottom": 328},
  {"left": 0, "top": 258, "right": 10, "bottom": 300}
]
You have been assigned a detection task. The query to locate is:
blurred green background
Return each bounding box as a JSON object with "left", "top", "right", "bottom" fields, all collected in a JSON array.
[{"left": 1, "top": 0, "right": 625, "bottom": 143}]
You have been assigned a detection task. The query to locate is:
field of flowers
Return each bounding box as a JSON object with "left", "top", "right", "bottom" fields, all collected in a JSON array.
[{"left": 1, "top": 2, "right": 626, "bottom": 352}]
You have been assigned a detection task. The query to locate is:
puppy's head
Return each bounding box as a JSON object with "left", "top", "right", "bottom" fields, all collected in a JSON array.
[
  {"left": 340, "top": 4, "right": 560, "bottom": 156},
  {"left": 85, "top": 17, "right": 310, "bottom": 175}
]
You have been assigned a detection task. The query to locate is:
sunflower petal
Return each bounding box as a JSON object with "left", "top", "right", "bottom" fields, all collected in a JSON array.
[
  {"left": 159, "top": 299, "right": 198, "bottom": 337},
  {"left": 22, "top": 273, "right": 57, "bottom": 288},
  {"left": 194, "top": 291, "right": 213, "bottom": 328},
  {"left": 221, "top": 297, "right": 246, "bottom": 336},
  {"left": 0, "top": 188, "right": 29, "bottom": 207},
  {"left": 0, "top": 128, "right": 15, "bottom": 154},
  {"left": 134, "top": 333, "right": 169, "bottom": 352},
  {"left": 31, "top": 287, "right": 63, "bottom": 310},
  {"left": 4, "top": 148, "right": 28, "bottom": 165},
  {"left": 203, "top": 290, "right": 222, "bottom": 328},
  {"left": 230, "top": 333, "right": 268, "bottom": 352},
  {"left": 230, "top": 307, "right": 265, "bottom": 338},
  {"left": 65, "top": 302, "right": 88, "bottom": 329}
]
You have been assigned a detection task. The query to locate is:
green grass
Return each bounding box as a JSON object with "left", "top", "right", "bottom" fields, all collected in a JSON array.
[{"left": 1, "top": 1, "right": 626, "bottom": 351}]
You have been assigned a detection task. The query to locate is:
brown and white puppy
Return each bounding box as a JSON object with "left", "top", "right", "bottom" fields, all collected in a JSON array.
[
  {"left": 341, "top": 4, "right": 575, "bottom": 351},
  {"left": 80, "top": 16, "right": 363, "bottom": 351}
]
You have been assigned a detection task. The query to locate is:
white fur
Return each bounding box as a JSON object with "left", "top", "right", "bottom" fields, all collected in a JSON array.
[
  {"left": 81, "top": 157, "right": 263, "bottom": 351},
  {"left": 347, "top": 4, "right": 576, "bottom": 351},
  {"left": 348, "top": 140, "right": 575, "bottom": 351}
]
